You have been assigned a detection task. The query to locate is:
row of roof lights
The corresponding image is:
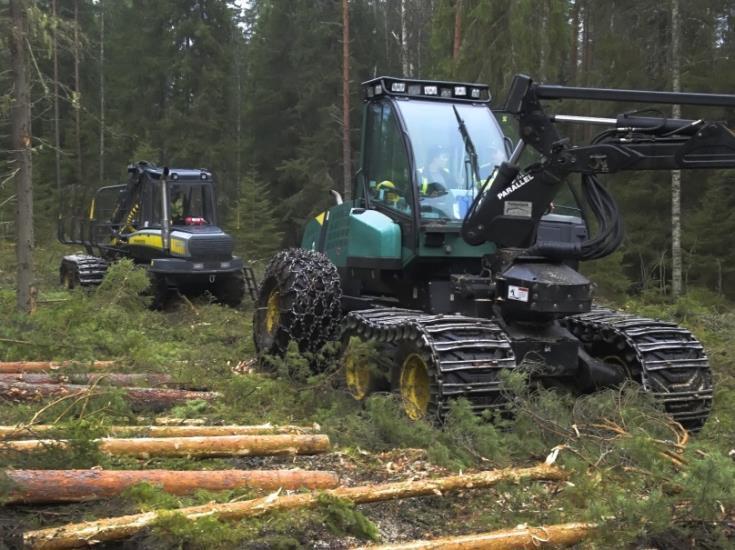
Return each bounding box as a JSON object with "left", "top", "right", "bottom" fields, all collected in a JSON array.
[
  {"left": 367, "top": 81, "right": 485, "bottom": 100},
  {"left": 169, "top": 172, "right": 210, "bottom": 181}
]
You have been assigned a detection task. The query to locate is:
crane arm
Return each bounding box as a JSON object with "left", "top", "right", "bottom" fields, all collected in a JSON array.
[{"left": 462, "top": 74, "right": 735, "bottom": 257}]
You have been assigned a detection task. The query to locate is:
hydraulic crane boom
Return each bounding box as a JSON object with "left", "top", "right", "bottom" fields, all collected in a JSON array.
[{"left": 462, "top": 74, "right": 735, "bottom": 255}]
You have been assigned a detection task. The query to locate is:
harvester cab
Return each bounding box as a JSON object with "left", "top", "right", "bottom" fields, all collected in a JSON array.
[
  {"left": 255, "top": 75, "right": 735, "bottom": 431},
  {"left": 58, "top": 161, "right": 257, "bottom": 307}
]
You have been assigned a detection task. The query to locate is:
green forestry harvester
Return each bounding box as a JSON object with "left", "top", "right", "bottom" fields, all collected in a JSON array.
[
  {"left": 58, "top": 162, "right": 256, "bottom": 307},
  {"left": 254, "top": 75, "right": 735, "bottom": 431}
]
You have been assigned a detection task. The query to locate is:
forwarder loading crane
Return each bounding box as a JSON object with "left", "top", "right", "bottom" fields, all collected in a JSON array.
[
  {"left": 59, "top": 162, "right": 257, "bottom": 307},
  {"left": 254, "top": 75, "right": 735, "bottom": 431}
]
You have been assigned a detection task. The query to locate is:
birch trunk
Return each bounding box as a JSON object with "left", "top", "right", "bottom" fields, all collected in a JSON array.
[{"left": 671, "top": 0, "right": 682, "bottom": 297}]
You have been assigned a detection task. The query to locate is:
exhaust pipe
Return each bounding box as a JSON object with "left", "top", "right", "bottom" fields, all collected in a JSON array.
[{"left": 161, "top": 167, "right": 170, "bottom": 252}]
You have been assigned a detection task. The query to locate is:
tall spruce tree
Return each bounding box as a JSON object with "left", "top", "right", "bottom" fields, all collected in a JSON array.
[{"left": 227, "top": 170, "right": 284, "bottom": 262}]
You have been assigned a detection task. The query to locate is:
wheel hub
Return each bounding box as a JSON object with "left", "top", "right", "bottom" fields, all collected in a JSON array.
[
  {"left": 400, "top": 353, "right": 431, "bottom": 420},
  {"left": 344, "top": 346, "right": 372, "bottom": 400},
  {"left": 265, "top": 289, "right": 280, "bottom": 335}
]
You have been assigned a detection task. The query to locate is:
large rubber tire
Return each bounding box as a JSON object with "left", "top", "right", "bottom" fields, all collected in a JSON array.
[
  {"left": 253, "top": 248, "right": 342, "bottom": 357},
  {"left": 59, "top": 260, "right": 79, "bottom": 290},
  {"left": 213, "top": 270, "right": 246, "bottom": 308}
]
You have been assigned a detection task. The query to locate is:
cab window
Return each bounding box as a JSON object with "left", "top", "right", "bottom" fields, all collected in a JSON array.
[{"left": 363, "top": 101, "right": 412, "bottom": 215}]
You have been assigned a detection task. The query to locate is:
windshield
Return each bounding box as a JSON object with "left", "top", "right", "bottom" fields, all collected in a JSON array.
[
  {"left": 397, "top": 100, "right": 507, "bottom": 222},
  {"left": 150, "top": 182, "right": 215, "bottom": 226}
]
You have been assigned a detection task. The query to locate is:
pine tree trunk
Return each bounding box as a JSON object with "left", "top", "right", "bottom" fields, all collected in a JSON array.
[
  {"left": 0, "top": 360, "right": 116, "bottom": 373},
  {"left": 99, "top": 0, "right": 105, "bottom": 187},
  {"left": 0, "top": 381, "right": 219, "bottom": 411},
  {"left": 73, "top": 0, "right": 83, "bottom": 190},
  {"left": 0, "top": 372, "right": 178, "bottom": 388},
  {"left": 3, "top": 434, "right": 331, "bottom": 458},
  {"left": 355, "top": 522, "right": 597, "bottom": 549},
  {"left": 9, "top": 0, "right": 34, "bottom": 314},
  {"left": 0, "top": 423, "right": 320, "bottom": 440},
  {"left": 342, "top": 0, "right": 351, "bottom": 200},
  {"left": 671, "top": 0, "right": 682, "bottom": 297},
  {"left": 23, "top": 464, "right": 565, "bottom": 549},
  {"left": 452, "top": 0, "right": 463, "bottom": 64},
  {"left": 52, "top": 0, "right": 62, "bottom": 216},
  {"left": 3, "top": 469, "right": 340, "bottom": 504}
]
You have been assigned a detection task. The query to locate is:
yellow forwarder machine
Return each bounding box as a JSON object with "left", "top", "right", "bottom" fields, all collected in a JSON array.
[{"left": 58, "top": 161, "right": 256, "bottom": 307}]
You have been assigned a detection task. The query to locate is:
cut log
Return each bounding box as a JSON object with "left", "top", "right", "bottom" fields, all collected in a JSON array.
[
  {"left": 0, "top": 361, "right": 115, "bottom": 373},
  {"left": 0, "top": 424, "right": 321, "bottom": 440},
  {"left": 0, "top": 382, "right": 219, "bottom": 411},
  {"left": 0, "top": 373, "right": 177, "bottom": 388},
  {"left": 2, "top": 469, "right": 340, "bottom": 504},
  {"left": 23, "top": 463, "right": 565, "bottom": 549},
  {"left": 355, "top": 522, "right": 598, "bottom": 549},
  {"left": 1, "top": 434, "right": 331, "bottom": 458}
]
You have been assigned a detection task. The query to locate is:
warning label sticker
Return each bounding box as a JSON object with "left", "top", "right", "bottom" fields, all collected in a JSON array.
[
  {"left": 508, "top": 285, "right": 529, "bottom": 302},
  {"left": 503, "top": 200, "right": 533, "bottom": 218}
]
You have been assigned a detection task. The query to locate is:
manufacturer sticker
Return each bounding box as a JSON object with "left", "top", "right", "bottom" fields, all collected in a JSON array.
[
  {"left": 508, "top": 285, "right": 529, "bottom": 302},
  {"left": 504, "top": 200, "right": 532, "bottom": 218}
]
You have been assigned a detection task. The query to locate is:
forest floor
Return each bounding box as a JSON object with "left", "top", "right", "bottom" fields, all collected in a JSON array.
[{"left": 0, "top": 241, "right": 733, "bottom": 549}]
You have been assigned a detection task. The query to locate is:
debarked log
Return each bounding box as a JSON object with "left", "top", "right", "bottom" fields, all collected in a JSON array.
[
  {"left": 355, "top": 522, "right": 598, "bottom": 549},
  {"left": 0, "top": 361, "right": 115, "bottom": 373},
  {"left": 0, "top": 372, "right": 178, "bottom": 388},
  {"left": 0, "top": 381, "right": 219, "bottom": 411},
  {"left": 0, "top": 424, "right": 321, "bottom": 440},
  {"left": 1, "top": 434, "right": 331, "bottom": 458},
  {"left": 1, "top": 469, "right": 340, "bottom": 504},
  {"left": 23, "top": 463, "right": 566, "bottom": 549}
]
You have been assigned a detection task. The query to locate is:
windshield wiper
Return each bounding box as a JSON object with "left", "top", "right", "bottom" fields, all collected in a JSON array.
[{"left": 452, "top": 105, "right": 481, "bottom": 189}]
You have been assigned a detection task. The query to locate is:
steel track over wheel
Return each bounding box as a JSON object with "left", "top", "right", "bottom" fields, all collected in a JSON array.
[
  {"left": 563, "top": 307, "right": 713, "bottom": 431},
  {"left": 253, "top": 248, "right": 342, "bottom": 360},
  {"left": 343, "top": 308, "right": 516, "bottom": 422},
  {"left": 60, "top": 255, "right": 108, "bottom": 289}
]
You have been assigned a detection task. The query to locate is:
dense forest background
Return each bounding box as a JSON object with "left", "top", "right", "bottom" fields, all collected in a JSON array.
[{"left": 1, "top": 0, "right": 735, "bottom": 298}]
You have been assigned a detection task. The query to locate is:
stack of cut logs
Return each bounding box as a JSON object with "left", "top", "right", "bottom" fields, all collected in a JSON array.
[{"left": 0, "top": 360, "right": 596, "bottom": 549}]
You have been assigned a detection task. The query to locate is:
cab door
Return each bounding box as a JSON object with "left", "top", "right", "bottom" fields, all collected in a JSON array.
[{"left": 358, "top": 99, "right": 416, "bottom": 258}]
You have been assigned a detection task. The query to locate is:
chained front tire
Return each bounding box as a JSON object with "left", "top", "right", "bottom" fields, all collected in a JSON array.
[{"left": 253, "top": 249, "right": 342, "bottom": 358}]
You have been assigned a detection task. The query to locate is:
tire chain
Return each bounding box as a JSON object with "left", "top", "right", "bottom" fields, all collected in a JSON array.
[
  {"left": 257, "top": 248, "right": 342, "bottom": 354},
  {"left": 563, "top": 307, "right": 713, "bottom": 431}
]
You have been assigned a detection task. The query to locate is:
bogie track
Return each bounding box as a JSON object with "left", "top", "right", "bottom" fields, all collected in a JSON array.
[
  {"left": 343, "top": 308, "right": 516, "bottom": 419},
  {"left": 563, "top": 308, "right": 713, "bottom": 430},
  {"left": 60, "top": 255, "right": 109, "bottom": 288}
]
